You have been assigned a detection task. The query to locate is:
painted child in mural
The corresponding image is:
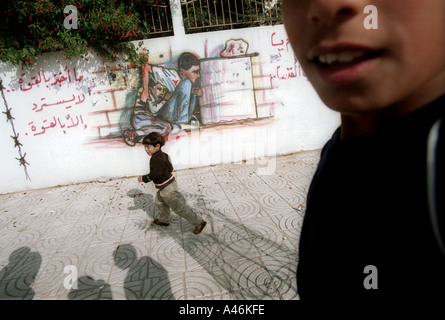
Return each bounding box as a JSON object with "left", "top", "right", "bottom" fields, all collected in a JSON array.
[
  {"left": 123, "top": 57, "right": 180, "bottom": 146},
  {"left": 138, "top": 56, "right": 182, "bottom": 115},
  {"left": 133, "top": 64, "right": 181, "bottom": 133},
  {"left": 124, "top": 52, "right": 202, "bottom": 146}
]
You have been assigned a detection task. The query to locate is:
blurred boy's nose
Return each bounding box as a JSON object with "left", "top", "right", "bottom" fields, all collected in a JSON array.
[{"left": 307, "top": 0, "right": 362, "bottom": 25}]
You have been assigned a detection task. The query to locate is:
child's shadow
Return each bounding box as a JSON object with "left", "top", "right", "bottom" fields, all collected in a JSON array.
[
  {"left": 127, "top": 188, "right": 180, "bottom": 227},
  {"left": 127, "top": 189, "right": 156, "bottom": 219}
]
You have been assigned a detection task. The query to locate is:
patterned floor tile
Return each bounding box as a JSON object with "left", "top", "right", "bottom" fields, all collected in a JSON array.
[
  {"left": 79, "top": 243, "right": 120, "bottom": 274},
  {"left": 31, "top": 251, "right": 82, "bottom": 299},
  {"left": 0, "top": 230, "right": 43, "bottom": 253},
  {"left": 218, "top": 238, "right": 262, "bottom": 263},
  {"left": 0, "top": 151, "right": 319, "bottom": 300},
  {"left": 149, "top": 238, "right": 187, "bottom": 273},
  {"left": 182, "top": 233, "right": 222, "bottom": 271},
  {"left": 183, "top": 270, "right": 231, "bottom": 300},
  {"left": 211, "top": 219, "right": 250, "bottom": 243},
  {"left": 219, "top": 257, "right": 270, "bottom": 292}
]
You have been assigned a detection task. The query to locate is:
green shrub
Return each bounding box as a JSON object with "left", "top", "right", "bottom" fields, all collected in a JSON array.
[{"left": 0, "top": 0, "right": 146, "bottom": 66}]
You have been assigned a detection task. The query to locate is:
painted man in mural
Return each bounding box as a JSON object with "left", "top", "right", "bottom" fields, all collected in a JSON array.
[
  {"left": 123, "top": 52, "right": 202, "bottom": 146},
  {"left": 157, "top": 52, "right": 202, "bottom": 125}
]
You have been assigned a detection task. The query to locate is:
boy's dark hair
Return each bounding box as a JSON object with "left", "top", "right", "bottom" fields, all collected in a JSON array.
[
  {"left": 142, "top": 132, "right": 165, "bottom": 147},
  {"left": 177, "top": 52, "right": 199, "bottom": 72}
]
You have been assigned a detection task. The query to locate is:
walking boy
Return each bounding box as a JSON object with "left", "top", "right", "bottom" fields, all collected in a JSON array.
[
  {"left": 282, "top": 0, "right": 445, "bottom": 300},
  {"left": 138, "top": 132, "right": 207, "bottom": 234}
]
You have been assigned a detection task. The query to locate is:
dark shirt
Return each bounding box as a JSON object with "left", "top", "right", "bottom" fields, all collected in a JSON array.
[
  {"left": 142, "top": 150, "right": 173, "bottom": 184},
  {"left": 297, "top": 95, "right": 445, "bottom": 301}
]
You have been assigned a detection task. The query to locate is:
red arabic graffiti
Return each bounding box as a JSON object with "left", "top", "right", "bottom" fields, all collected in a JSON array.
[
  {"left": 271, "top": 31, "right": 291, "bottom": 52},
  {"left": 6, "top": 66, "right": 84, "bottom": 93},
  {"left": 32, "top": 94, "right": 85, "bottom": 112},
  {"left": 275, "top": 64, "right": 306, "bottom": 80},
  {"left": 27, "top": 114, "right": 86, "bottom": 136},
  {"left": 25, "top": 91, "right": 87, "bottom": 137},
  {"left": 1, "top": 65, "right": 89, "bottom": 138},
  {"left": 269, "top": 32, "right": 308, "bottom": 87}
]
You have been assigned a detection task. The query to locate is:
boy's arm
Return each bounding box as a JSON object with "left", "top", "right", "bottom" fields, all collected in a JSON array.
[{"left": 138, "top": 154, "right": 160, "bottom": 184}]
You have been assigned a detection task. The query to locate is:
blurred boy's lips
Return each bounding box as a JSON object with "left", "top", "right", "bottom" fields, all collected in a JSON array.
[
  {"left": 308, "top": 43, "right": 382, "bottom": 84},
  {"left": 308, "top": 43, "right": 379, "bottom": 61}
]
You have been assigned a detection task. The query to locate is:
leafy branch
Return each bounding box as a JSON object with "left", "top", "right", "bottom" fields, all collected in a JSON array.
[{"left": 0, "top": 0, "right": 148, "bottom": 66}]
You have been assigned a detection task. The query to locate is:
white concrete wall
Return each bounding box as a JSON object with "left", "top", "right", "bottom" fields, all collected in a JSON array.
[{"left": 0, "top": 13, "right": 340, "bottom": 194}]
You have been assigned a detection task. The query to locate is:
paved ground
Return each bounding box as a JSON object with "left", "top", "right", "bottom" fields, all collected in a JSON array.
[{"left": 0, "top": 150, "right": 320, "bottom": 300}]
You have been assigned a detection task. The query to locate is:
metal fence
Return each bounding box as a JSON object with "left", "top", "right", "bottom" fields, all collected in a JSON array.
[
  {"left": 180, "top": 0, "right": 282, "bottom": 34},
  {"left": 133, "top": 0, "right": 282, "bottom": 38},
  {"left": 135, "top": 0, "right": 174, "bottom": 38}
]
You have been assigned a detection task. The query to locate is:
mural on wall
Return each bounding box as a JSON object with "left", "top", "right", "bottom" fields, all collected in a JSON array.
[
  {"left": 87, "top": 38, "right": 277, "bottom": 147},
  {"left": 0, "top": 31, "right": 309, "bottom": 185}
]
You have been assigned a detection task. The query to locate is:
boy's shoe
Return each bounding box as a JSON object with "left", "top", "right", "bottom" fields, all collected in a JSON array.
[
  {"left": 153, "top": 219, "right": 169, "bottom": 226},
  {"left": 194, "top": 220, "right": 207, "bottom": 235}
]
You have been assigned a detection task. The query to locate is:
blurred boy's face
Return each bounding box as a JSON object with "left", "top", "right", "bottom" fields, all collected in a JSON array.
[{"left": 282, "top": 0, "right": 445, "bottom": 117}]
